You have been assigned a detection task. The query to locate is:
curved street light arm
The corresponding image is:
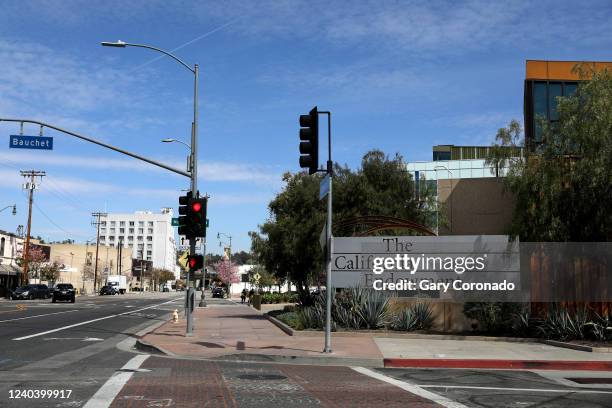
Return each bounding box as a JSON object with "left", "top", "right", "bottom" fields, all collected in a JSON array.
[{"left": 119, "top": 42, "right": 195, "bottom": 74}]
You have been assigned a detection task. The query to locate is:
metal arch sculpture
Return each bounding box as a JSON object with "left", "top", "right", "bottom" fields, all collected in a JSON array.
[{"left": 335, "top": 216, "right": 436, "bottom": 237}]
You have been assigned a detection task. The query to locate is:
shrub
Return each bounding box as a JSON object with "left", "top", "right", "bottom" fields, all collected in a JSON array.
[
  {"left": 275, "top": 311, "right": 303, "bottom": 330},
  {"left": 357, "top": 290, "right": 392, "bottom": 329},
  {"left": 391, "top": 302, "right": 434, "bottom": 331},
  {"left": 538, "top": 306, "right": 590, "bottom": 341},
  {"left": 463, "top": 302, "right": 525, "bottom": 334}
]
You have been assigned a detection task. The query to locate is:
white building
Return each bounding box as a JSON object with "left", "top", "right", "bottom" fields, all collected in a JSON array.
[{"left": 98, "top": 209, "right": 179, "bottom": 278}]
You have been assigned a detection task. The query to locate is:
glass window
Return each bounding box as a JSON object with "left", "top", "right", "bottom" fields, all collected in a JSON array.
[
  {"left": 564, "top": 82, "right": 578, "bottom": 97},
  {"left": 138, "top": 221, "right": 144, "bottom": 227},
  {"left": 119, "top": 228, "right": 125, "bottom": 233},
  {"left": 147, "top": 228, "right": 153, "bottom": 234},
  {"left": 119, "top": 221, "right": 125, "bottom": 226},
  {"left": 109, "top": 236, "right": 115, "bottom": 241},
  {"left": 147, "top": 236, "right": 153, "bottom": 241},
  {"left": 146, "top": 256, "right": 152, "bottom": 261},
  {"left": 148, "top": 221, "right": 154, "bottom": 227},
  {"left": 128, "top": 236, "right": 134, "bottom": 241},
  {"left": 100, "top": 221, "right": 106, "bottom": 226},
  {"left": 137, "top": 236, "right": 143, "bottom": 241},
  {"left": 147, "top": 250, "right": 152, "bottom": 256},
  {"left": 129, "top": 228, "right": 134, "bottom": 234},
  {"left": 548, "top": 82, "right": 562, "bottom": 121},
  {"left": 533, "top": 82, "right": 547, "bottom": 142},
  {"left": 110, "top": 228, "right": 115, "bottom": 234},
  {"left": 138, "top": 228, "right": 144, "bottom": 234},
  {"left": 110, "top": 221, "right": 116, "bottom": 226},
  {"left": 100, "top": 228, "right": 106, "bottom": 234},
  {"left": 129, "top": 221, "right": 135, "bottom": 226}
]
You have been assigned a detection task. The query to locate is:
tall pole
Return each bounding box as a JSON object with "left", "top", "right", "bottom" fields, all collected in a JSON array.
[
  {"left": 91, "top": 212, "right": 107, "bottom": 293},
  {"left": 322, "top": 112, "right": 333, "bottom": 354},
  {"left": 83, "top": 240, "right": 89, "bottom": 293},
  {"left": 20, "top": 170, "right": 45, "bottom": 286}
]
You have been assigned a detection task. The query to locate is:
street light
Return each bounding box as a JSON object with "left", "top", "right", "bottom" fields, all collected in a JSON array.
[{"left": 103, "top": 39, "right": 200, "bottom": 336}]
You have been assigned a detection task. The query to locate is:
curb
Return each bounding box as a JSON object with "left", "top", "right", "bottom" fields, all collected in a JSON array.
[
  {"left": 265, "top": 314, "right": 294, "bottom": 336},
  {"left": 133, "top": 338, "right": 383, "bottom": 367},
  {"left": 542, "top": 339, "right": 612, "bottom": 353},
  {"left": 384, "top": 358, "right": 612, "bottom": 371}
]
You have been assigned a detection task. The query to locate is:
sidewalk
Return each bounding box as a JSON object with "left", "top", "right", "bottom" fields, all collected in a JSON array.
[{"left": 138, "top": 302, "right": 612, "bottom": 370}]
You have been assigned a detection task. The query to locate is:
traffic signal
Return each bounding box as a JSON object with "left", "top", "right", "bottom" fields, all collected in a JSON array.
[
  {"left": 187, "top": 254, "right": 203, "bottom": 271},
  {"left": 188, "top": 197, "right": 207, "bottom": 238},
  {"left": 178, "top": 193, "right": 207, "bottom": 239},
  {"left": 299, "top": 106, "right": 319, "bottom": 175},
  {"left": 178, "top": 192, "right": 192, "bottom": 237}
]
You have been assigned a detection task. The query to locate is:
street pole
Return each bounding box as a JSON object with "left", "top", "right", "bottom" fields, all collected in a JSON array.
[
  {"left": 91, "top": 212, "right": 107, "bottom": 293},
  {"left": 320, "top": 112, "right": 333, "bottom": 354},
  {"left": 99, "top": 41, "right": 199, "bottom": 336},
  {"left": 20, "top": 170, "right": 45, "bottom": 286}
]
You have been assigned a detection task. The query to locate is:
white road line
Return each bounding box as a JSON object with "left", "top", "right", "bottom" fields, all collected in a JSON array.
[
  {"left": 0, "top": 309, "right": 79, "bottom": 323},
  {"left": 12, "top": 299, "right": 177, "bottom": 341},
  {"left": 83, "top": 354, "right": 150, "bottom": 408},
  {"left": 417, "top": 384, "right": 612, "bottom": 394},
  {"left": 351, "top": 367, "right": 469, "bottom": 408}
]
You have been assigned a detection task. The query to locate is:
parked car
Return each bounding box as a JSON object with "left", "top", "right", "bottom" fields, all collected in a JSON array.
[
  {"left": 52, "top": 283, "right": 76, "bottom": 303},
  {"left": 99, "top": 285, "right": 117, "bottom": 295},
  {"left": 211, "top": 287, "right": 225, "bottom": 298},
  {"left": 11, "top": 284, "right": 50, "bottom": 300}
]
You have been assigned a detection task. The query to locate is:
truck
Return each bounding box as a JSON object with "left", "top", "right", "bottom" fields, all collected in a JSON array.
[
  {"left": 106, "top": 275, "right": 128, "bottom": 294},
  {"left": 162, "top": 280, "right": 176, "bottom": 292}
]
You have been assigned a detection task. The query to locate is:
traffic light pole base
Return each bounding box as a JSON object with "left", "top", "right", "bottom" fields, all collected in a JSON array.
[{"left": 198, "top": 289, "right": 207, "bottom": 307}]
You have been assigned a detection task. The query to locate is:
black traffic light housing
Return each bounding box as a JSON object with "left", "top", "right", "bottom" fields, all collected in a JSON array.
[
  {"left": 178, "top": 191, "right": 193, "bottom": 237},
  {"left": 178, "top": 193, "right": 207, "bottom": 239},
  {"left": 299, "top": 106, "right": 319, "bottom": 175},
  {"left": 188, "top": 197, "right": 207, "bottom": 238},
  {"left": 187, "top": 254, "right": 204, "bottom": 272}
]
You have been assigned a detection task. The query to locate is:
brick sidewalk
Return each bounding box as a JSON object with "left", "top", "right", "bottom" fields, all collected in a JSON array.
[{"left": 140, "top": 303, "right": 383, "bottom": 362}]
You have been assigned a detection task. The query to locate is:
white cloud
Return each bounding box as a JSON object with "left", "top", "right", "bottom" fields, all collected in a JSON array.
[{"left": 0, "top": 151, "right": 281, "bottom": 185}]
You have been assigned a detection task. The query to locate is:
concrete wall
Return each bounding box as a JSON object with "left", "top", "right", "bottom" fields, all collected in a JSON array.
[{"left": 437, "top": 177, "right": 515, "bottom": 236}]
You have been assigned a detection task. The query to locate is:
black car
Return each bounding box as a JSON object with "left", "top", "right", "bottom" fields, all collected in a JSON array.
[
  {"left": 100, "top": 285, "right": 117, "bottom": 295},
  {"left": 211, "top": 287, "right": 225, "bottom": 298},
  {"left": 52, "top": 283, "right": 75, "bottom": 303},
  {"left": 11, "top": 284, "right": 50, "bottom": 300}
]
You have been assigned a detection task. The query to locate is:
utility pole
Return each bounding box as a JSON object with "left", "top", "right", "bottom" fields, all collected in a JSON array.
[
  {"left": 20, "top": 170, "right": 45, "bottom": 286},
  {"left": 91, "top": 212, "right": 107, "bottom": 293},
  {"left": 84, "top": 240, "right": 89, "bottom": 293}
]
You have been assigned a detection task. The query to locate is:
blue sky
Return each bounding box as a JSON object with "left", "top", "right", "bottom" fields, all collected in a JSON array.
[{"left": 0, "top": 0, "right": 611, "bottom": 252}]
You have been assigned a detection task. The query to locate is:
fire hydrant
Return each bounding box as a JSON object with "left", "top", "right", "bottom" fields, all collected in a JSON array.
[{"left": 172, "top": 309, "right": 179, "bottom": 323}]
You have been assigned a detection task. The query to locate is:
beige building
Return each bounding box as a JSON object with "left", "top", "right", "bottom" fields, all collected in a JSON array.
[{"left": 49, "top": 243, "right": 133, "bottom": 294}]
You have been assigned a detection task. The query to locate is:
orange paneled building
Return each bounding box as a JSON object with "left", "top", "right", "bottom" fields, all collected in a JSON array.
[{"left": 523, "top": 60, "right": 612, "bottom": 149}]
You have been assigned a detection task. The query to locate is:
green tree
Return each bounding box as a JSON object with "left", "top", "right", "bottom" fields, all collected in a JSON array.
[
  {"left": 250, "top": 150, "right": 436, "bottom": 302},
  {"left": 488, "top": 65, "right": 612, "bottom": 241}
]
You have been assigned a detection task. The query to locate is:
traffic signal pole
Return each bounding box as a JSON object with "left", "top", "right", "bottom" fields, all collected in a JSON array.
[
  {"left": 319, "top": 111, "right": 333, "bottom": 354},
  {"left": 186, "top": 64, "right": 199, "bottom": 337}
]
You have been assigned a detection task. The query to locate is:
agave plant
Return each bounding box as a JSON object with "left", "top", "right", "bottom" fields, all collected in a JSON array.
[
  {"left": 411, "top": 302, "right": 434, "bottom": 330},
  {"left": 584, "top": 312, "right": 612, "bottom": 342},
  {"left": 357, "top": 290, "right": 392, "bottom": 329},
  {"left": 391, "top": 302, "right": 434, "bottom": 331}
]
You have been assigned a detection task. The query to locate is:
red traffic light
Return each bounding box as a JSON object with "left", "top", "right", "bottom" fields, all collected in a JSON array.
[
  {"left": 187, "top": 255, "right": 203, "bottom": 271},
  {"left": 191, "top": 202, "right": 202, "bottom": 212}
]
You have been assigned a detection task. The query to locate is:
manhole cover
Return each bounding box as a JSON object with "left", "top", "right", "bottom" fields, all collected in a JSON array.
[
  {"left": 567, "top": 378, "right": 612, "bottom": 384},
  {"left": 237, "top": 374, "right": 287, "bottom": 381}
]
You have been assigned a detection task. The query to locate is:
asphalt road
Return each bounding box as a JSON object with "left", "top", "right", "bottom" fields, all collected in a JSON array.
[
  {"left": 1, "top": 293, "right": 611, "bottom": 408},
  {"left": 0, "top": 292, "right": 184, "bottom": 407}
]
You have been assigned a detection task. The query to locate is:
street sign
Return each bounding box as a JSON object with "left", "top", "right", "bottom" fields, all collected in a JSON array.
[
  {"left": 319, "top": 174, "right": 330, "bottom": 200},
  {"left": 171, "top": 217, "right": 179, "bottom": 226},
  {"left": 253, "top": 272, "right": 261, "bottom": 284},
  {"left": 9, "top": 135, "right": 53, "bottom": 150},
  {"left": 178, "top": 251, "right": 189, "bottom": 268},
  {"left": 319, "top": 223, "right": 327, "bottom": 250}
]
